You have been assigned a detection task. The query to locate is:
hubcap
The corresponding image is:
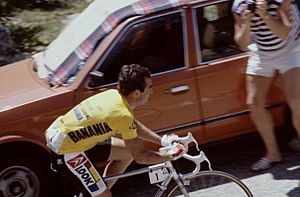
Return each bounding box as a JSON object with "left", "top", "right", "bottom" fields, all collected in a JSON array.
[{"left": 0, "top": 166, "right": 40, "bottom": 197}]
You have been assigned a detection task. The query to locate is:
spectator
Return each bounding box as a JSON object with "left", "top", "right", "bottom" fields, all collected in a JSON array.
[{"left": 232, "top": 0, "right": 300, "bottom": 171}]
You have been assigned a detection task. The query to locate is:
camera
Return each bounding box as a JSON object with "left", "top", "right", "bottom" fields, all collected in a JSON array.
[{"left": 247, "top": 0, "right": 256, "bottom": 12}]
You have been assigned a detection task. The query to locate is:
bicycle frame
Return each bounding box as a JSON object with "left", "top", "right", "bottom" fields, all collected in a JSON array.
[
  {"left": 104, "top": 133, "right": 212, "bottom": 197},
  {"left": 72, "top": 133, "right": 252, "bottom": 197}
]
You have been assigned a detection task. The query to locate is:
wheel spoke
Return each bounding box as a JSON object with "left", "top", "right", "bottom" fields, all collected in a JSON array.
[{"left": 167, "top": 171, "right": 252, "bottom": 197}]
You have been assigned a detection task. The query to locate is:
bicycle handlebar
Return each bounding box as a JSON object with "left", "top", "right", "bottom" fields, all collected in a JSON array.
[
  {"left": 174, "top": 132, "right": 212, "bottom": 177},
  {"left": 176, "top": 132, "right": 200, "bottom": 152},
  {"left": 104, "top": 132, "right": 212, "bottom": 184}
]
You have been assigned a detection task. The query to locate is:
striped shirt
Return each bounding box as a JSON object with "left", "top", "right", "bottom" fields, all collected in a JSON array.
[{"left": 232, "top": 0, "right": 300, "bottom": 52}]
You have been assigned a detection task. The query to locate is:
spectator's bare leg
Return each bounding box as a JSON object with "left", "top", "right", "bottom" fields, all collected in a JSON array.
[
  {"left": 247, "top": 75, "right": 282, "bottom": 161},
  {"left": 283, "top": 68, "right": 300, "bottom": 139}
]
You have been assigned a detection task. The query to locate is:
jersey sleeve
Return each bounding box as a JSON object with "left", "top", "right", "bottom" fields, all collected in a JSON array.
[{"left": 117, "top": 115, "right": 138, "bottom": 140}]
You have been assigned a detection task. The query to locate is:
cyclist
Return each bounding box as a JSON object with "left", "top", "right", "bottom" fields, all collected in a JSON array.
[{"left": 45, "top": 64, "right": 179, "bottom": 197}]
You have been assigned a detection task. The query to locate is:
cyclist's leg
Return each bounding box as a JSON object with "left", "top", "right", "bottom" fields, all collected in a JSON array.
[
  {"left": 50, "top": 150, "right": 111, "bottom": 197},
  {"left": 64, "top": 152, "right": 111, "bottom": 197},
  {"left": 103, "top": 137, "right": 134, "bottom": 188}
]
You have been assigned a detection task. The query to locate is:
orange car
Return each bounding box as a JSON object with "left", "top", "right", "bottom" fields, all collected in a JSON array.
[{"left": 0, "top": 0, "right": 285, "bottom": 196}]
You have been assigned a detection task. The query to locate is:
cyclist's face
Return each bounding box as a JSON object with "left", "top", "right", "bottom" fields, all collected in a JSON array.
[{"left": 139, "top": 77, "right": 153, "bottom": 105}]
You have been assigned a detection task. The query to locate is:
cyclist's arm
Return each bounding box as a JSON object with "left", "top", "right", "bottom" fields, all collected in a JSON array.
[
  {"left": 124, "top": 137, "right": 172, "bottom": 164},
  {"left": 135, "top": 119, "right": 161, "bottom": 145}
]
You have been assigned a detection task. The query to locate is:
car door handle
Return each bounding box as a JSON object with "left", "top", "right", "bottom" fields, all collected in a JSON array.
[{"left": 164, "top": 85, "right": 189, "bottom": 94}]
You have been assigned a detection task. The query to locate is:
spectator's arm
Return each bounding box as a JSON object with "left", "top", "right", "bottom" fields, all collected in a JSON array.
[
  {"left": 257, "top": 0, "right": 291, "bottom": 39},
  {"left": 233, "top": 12, "right": 253, "bottom": 51}
]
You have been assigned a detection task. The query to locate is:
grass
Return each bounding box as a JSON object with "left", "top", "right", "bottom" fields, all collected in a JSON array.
[{"left": 1, "top": 0, "right": 89, "bottom": 56}]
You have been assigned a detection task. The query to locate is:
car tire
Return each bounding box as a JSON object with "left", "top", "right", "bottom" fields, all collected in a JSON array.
[{"left": 0, "top": 148, "right": 56, "bottom": 197}]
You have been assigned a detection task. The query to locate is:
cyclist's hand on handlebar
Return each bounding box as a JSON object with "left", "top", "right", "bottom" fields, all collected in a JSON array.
[
  {"left": 161, "top": 134, "right": 179, "bottom": 147},
  {"left": 159, "top": 143, "right": 185, "bottom": 160}
]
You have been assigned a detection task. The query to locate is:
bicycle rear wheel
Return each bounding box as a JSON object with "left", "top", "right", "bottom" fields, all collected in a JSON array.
[{"left": 166, "top": 170, "right": 252, "bottom": 197}]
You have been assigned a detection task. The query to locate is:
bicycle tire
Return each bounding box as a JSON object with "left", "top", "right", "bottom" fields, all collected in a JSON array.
[{"left": 165, "top": 170, "right": 253, "bottom": 197}]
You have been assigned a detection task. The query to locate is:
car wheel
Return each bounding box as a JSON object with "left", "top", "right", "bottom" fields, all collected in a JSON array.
[
  {"left": 0, "top": 165, "right": 40, "bottom": 197},
  {"left": 0, "top": 150, "right": 55, "bottom": 197}
]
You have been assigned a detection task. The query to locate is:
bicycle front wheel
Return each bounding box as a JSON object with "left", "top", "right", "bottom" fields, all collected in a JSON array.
[{"left": 166, "top": 170, "right": 253, "bottom": 197}]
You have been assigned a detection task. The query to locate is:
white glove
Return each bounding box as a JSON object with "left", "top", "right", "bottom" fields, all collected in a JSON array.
[
  {"left": 159, "top": 143, "right": 185, "bottom": 160},
  {"left": 161, "top": 134, "right": 179, "bottom": 147}
]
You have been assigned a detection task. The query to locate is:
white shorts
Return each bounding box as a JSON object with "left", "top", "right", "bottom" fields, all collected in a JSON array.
[
  {"left": 45, "top": 116, "right": 65, "bottom": 154},
  {"left": 246, "top": 38, "right": 300, "bottom": 77}
]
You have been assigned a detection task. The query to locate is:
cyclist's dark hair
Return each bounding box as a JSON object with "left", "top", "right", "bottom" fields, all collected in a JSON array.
[{"left": 118, "top": 64, "right": 151, "bottom": 96}]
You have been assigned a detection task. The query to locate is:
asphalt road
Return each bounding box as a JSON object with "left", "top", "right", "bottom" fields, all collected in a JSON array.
[{"left": 111, "top": 126, "right": 300, "bottom": 196}]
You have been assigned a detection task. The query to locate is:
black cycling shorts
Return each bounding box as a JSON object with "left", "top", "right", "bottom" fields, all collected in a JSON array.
[
  {"left": 85, "top": 138, "right": 112, "bottom": 163},
  {"left": 50, "top": 138, "right": 111, "bottom": 196}
]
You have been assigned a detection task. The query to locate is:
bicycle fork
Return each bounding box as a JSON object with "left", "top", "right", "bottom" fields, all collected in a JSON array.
[
  {"left": 154, "top": 161, "right": 190, "bottom": 197},
  {"left": 169, "top": 163, "right": 190, "bottom": 197}
]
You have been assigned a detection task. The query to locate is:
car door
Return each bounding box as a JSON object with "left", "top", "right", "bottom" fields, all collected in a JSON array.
[
  {"left": 77, "top": 11, "right": 205, "bottom": 142},
  {"left": 191, "top": 1, "right": 285, "bottom": 143}
]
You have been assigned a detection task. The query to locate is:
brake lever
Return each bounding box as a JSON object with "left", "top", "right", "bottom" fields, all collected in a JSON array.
[
  {"left": 177, "top": 132, "right": 200, "bottom": 152},
  {"left": 182, "top": 151, "right": 212, "bottom": 179},
  {"left": 177, "top": 133, "right": 212, "bottom": 176}
]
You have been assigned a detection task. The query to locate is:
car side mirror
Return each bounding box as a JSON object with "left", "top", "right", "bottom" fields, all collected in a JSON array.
[
  {"left": 87, "top": 71, "right": 105, "bottom": 89},
  {"left": 90, "top": 71, "right": 104, "bottom": 78}
]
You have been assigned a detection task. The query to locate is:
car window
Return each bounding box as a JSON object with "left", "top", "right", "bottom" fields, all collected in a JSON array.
[
  {"left": 88, "top": 12, "right": 185, "bottom": 87},
  {"left": 195, "top": 2, "right": 241, "bottom": 62}
]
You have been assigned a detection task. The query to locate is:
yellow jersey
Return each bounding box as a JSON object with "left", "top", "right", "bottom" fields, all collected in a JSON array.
[{"left": 46, "top": 89, "right": 137, "bottom": 154}]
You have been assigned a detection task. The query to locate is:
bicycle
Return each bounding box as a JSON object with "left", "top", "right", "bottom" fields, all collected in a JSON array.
[{"left": 102, "top": 132, "right": 253, "bottom": 197}]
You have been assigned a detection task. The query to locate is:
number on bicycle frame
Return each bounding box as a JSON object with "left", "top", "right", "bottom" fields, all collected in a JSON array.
[{"left": 148, "top": 167, "right": 169, "bottom": 184}]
